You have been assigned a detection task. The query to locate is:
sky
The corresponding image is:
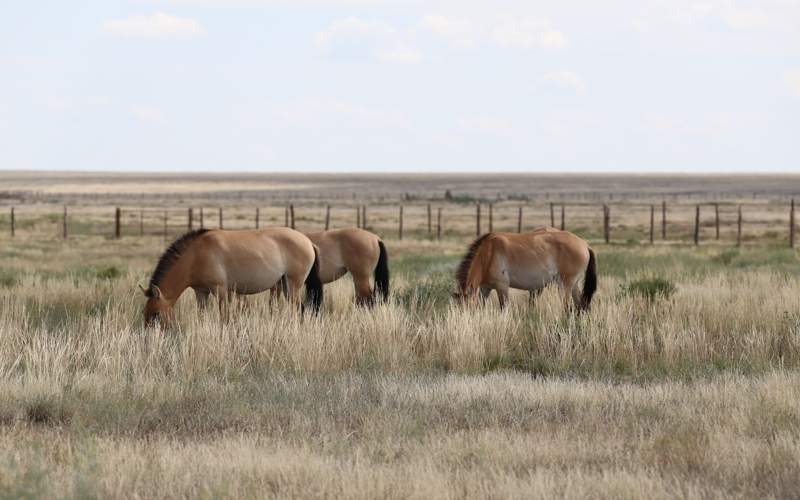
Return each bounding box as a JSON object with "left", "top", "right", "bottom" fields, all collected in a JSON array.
[{"left": 1, "top": 0, "right": 799, "bottom": 173}]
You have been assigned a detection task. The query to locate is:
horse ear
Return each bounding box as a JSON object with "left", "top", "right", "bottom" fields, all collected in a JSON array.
[{"left": 151, "top": 285, "right": 162, "bottom": 299}]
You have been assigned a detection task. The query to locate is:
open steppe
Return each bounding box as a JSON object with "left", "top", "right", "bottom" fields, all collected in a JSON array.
[{"left": 1, "top": 173, "right": 800, "bottom": 498}]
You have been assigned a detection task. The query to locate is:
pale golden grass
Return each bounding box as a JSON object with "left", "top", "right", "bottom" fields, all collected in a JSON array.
[
  {"left": 1, "top": 235, "right": 800, "bottom": 498},
  {"left": 2, "top": 372, "right": 800, "bottom": 499}
]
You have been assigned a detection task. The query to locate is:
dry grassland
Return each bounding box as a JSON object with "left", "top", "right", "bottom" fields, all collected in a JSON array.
[{"left": 1, "top": 225, "right": 799, "bottom": 498}]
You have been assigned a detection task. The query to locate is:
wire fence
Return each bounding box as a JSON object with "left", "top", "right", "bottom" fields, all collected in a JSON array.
[{"left": 0, "top": 200, "right": 796, "bottom": 247}]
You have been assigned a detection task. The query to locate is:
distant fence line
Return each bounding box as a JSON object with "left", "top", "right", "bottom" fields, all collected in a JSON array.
[{"left": 1, "top": 200, "right": 798, "bottom": 248}]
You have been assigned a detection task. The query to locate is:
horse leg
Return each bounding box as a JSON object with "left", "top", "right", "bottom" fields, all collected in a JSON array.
[
  {"left": 495, "top": 283, "right": 510, "bottom": 310},
  {"left": 194, "top": 289, "right": 210, "bottom": 310},
  {"left": 353, "top": 271, "right": 374, "bottom": 306},
  {"left": 216, "top": 287, "right": 232, "bottom": 322},
  {"left": 479, "top": 287, "right": 492, "bottom": 305},
  {"left": 528, "top": 288, "right": 542, "bottom": 307},
  {"left": 286, "top": 274, "right": 305, "bottom": 310},
  {"left": 269, "top": 275, "right": 286, "bottom": 305},
  {"left": 559, "top": 275, "right": 578, "bottom": 315}
]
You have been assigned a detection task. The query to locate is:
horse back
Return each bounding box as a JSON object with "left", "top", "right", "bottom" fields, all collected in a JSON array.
[{"left": 189, "top": 228, "right": 316, "bottom": 292}]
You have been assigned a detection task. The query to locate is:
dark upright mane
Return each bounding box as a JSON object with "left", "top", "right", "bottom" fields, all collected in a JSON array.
[
  {"left": 455, "top": 233, "right": 491, "bottom": 292},
  {"left": 147, "top": 229, "right": 210, "bottom": 292}
]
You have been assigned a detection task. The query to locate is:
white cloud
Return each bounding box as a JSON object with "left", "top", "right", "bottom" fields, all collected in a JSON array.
[
  {"left": 313, "top": 16, "right": 395, "bottom": 49},
  {"left": 423, "top": 15, "right": 567, "bottom": 51},
  {"left": 786, "top": 69, "right": 800, "bottom": 97},
  {"left": 421, "top": 15, "right": 477, "bottom": 48},
  {"left": 543, "top": 71, "right": 586, "bottom": 95},
  {"left": 103, "top": 12, "right": 205, "bottom": 38},
  {"left": 722, "top": 7, "right": 771, "bottom": 30},
  {"left": 540, "top": 29, "right": 568, "bottom": 49},
  {"left": 132, "top": 106, "right": 165, "bottom": 122},
  {"left": 374, "top": 43, "right": 422, "bottom": 64},
  {"left": 314, "top": 17, "right": 422, "bottom": 64}
]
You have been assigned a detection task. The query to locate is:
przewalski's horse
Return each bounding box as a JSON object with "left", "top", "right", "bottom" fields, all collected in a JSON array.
[
  {"left": 140, "top": 228, "right": 323, "bottom": 328},
  {"left": 272, "top": 228, "right": 389, "bottom": 306},
  {"left": 454, "top": 228, "right": 597, "bottom": 312}
]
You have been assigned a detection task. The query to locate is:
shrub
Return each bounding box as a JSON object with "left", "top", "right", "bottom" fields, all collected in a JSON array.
[
  {"left": 713, "top": 249, "right": 739, "bottom": 265},
  {"left": 95, "top": 266, "right": 122, "bottom": 280},
  {"left": 0, "top": 270, "right": 17, "bottom": 288},
  {"left": 398, "top": 273, "right": 453, "bottom": 311},
  {"left": 621, "top": 277, "right": 676, "bottom": 301}
]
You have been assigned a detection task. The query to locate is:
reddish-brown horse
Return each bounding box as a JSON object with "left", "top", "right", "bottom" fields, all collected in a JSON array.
[
  {"left": 141, "top": 228, "right": 322, "bottom": 327},
  {"left": 454, "top": 228, "right": 596, "bottom": 311}
]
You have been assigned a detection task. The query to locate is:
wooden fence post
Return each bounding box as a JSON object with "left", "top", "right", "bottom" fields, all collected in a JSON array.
[
  {"left": 427, "top": 204, "right": 432, "bottom": 235},
  {"left": 325, "top": 205, "right": 331, "bottom": 230},
  {"left": 603, "top": 205, "right": 610, "bottom": 244},
  {"left": 163, "top": 210, "right": 168, "bottom": 241},
  {"left": 10, "top": 207, "right": 14, "bottom": 237},
  {"left": 714, "top": 203, "right": 720, "bottom": 240},
  {"left": 550, "top": 202, "right": 555, "bottom": 227},
  {"left": 399, "top": 205, "right": 404, "bottom": 240},
  {"left": 437, "top": 207, "right": 442, "bottom": 240},
  {"left": 356, "top": 206, "right": 361, "bottom": 228},
  {"left": 188, "top": 208, "right": 193, "bottom": 231},
  {"left": 517, "top": 206, "right": 523, "bottom": 233},
  {"left": 476, "top": 203, "right": 481, "bottom": 236},
  {"left": 791, "top": 199, "right": 796, "bottom": 248},
  {"left": 255, "top": 207, "right": 260, "bottom": 229},
  {"left": 737, "top": 205, "right": 742, "bottom": 247},
  {"left": 694, "top": 205, "right": 700, "bottom": 245},
  {"left": 290, "top": 204, "right": 295, "bottom": 229},
  {"left": 362, "top": 205, "right": 367, "bottom": 229},
  {"left": 661, "top": 201, "right": 667, "bottom": 240},
  {"left": 62, "top": 205, "right": 68, "bottom": 239},
  {"left": 115, "top": 207, "right": 121, "bottom": 239},
  {"left": 284, "top": 205, "right": 289, "bottom": 227},
  {"left": 199, "top": 207, "right": 204, "bottom": 229},
  {"left": 218, "top": 207, "right": 223, "bottom": 229},
  {"left": 649, "top": 205, "right": 654, "bottom": 244},
  {"left": 560, "top": 204, "right": 565, "bottom": 230},
  {"left": 140, "top": 208, "right": 144, "bottom": 236},
  {"left": 488, "top": 203, "right": 494, "bottom": 232}
]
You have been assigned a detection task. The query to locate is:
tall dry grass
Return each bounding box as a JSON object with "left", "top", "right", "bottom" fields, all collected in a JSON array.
[{"left": 1, "top": 238, "right": 799, "bottom": 498}]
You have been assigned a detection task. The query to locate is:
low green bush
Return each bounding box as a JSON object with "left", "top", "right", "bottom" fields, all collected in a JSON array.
[{"left": 621, "top": 277, "right": 676, "bottom": 301}]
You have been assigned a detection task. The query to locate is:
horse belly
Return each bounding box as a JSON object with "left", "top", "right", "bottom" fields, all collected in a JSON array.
[
  {"left": 508, "top": 260, "right": 557, "bottom": 291},
  {"left": 227, "top": 267, "right": 284, "bottom": 295},
  {"left": 317, "top": 247, "right": 346, "bottom": 284}
]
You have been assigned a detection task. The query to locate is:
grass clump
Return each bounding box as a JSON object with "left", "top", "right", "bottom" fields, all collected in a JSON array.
[
  {"left": 621, "top": 277, "right": 676, "bottom": 301},
  {"left": 398, "top": 273, "right": 454, "bottom": 311},
  {"left": 95, "top": 265, "right": 122, "bottom": 280}
]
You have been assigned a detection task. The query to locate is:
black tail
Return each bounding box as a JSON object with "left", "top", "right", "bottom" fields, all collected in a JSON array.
[
  {"left": 374, "top": 240, "right": 390, "bottom": 302},
  {"left": 304, "top": 246, "right": 324, "bottom": 313},
  {"left": 580, "top": 248, "right": 597, "bottom": 311}
]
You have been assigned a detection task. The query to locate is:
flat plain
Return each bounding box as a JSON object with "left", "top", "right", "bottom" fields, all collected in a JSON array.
[{"left": 1, "top": 173, "right": 800, "bottom": 498}]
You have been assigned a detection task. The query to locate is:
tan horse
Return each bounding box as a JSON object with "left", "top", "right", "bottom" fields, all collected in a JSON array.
[
  {"left": 140, "top": 228, "right": 323, "bottom": 328},
  {"left": 455, "top": 228, "right": 597, "bottom": 311},
  {"left": 272, "top": 228, "right": 389, "bottom": 306}
]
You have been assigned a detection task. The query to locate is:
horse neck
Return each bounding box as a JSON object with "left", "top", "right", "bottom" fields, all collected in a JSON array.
[{"left": 158, "top": 252, "right": 194, "bottom": 305}]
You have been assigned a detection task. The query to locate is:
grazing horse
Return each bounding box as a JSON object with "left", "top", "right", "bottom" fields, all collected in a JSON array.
[
  {"left": 140, "top": 228, "right": 323, "bottom": 328},
  {"left": 454, "top": 228, "right": 597, "bottom": 311},
  {"left": 272, "top": 228, "right": 389, "bottom": 306}
]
